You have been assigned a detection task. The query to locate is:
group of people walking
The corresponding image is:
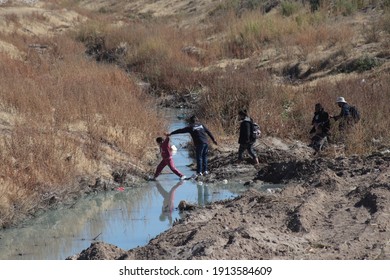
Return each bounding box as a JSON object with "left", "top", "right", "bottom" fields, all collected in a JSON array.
[
  {"left": 310, "top": 96, "right": 359, "bottom": 154},
  {"left": 151, "top": 96, "right": 359, "bottom": 180}
]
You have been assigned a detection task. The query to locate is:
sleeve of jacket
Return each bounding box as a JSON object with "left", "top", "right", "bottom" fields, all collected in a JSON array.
[
  {"left": 204, "top": 125, "right": 216, "bottom": 143},
  {"left": 170, "top": 127, "right": 190, "bottom": 135}
]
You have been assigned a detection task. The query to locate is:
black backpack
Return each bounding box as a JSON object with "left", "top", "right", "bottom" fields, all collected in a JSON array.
[{"left": 349, "top": 105, "right": 361, "bottom": 123}]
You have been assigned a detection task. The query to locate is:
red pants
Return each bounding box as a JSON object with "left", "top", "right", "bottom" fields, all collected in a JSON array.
[{"left": 154, "top": 157, "right": 183, "bottom": 178}]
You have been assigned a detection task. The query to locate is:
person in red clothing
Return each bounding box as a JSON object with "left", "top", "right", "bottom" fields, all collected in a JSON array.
[{"left": 152, "top": 136, "right": 186, "bottom": 180}]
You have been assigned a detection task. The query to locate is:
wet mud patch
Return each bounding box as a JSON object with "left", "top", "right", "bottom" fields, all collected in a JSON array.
[{"left": 255, "top": 159, "right": 323, "bottom": 184}]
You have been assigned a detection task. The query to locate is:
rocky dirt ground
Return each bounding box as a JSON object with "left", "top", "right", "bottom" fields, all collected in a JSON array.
[
  {"left": 68, "top": 136, "right": 390, "bottom": 260},
  {"left": 2, "top": 0, "right": 389, "bottom": 261}
]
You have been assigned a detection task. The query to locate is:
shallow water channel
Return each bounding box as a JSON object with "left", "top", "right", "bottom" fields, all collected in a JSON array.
[{"left": 0, "top": 109, "right": 280, "bottom": 260}]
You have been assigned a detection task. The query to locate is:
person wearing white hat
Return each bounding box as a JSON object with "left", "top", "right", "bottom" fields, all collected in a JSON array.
[{"left": 330, "top": 96, "right": 351, "bottom": 133}]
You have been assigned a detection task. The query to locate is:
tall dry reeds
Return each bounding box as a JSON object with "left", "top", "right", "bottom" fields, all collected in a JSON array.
[
  {"left": 1, "top": 0, "right": 389, "bottom": 228},
  {"left": 0, "top": 35, "right": 164, "bottom": 227},
  {"left": 74, "top": 21, "right": 202, "bottom": 94}
]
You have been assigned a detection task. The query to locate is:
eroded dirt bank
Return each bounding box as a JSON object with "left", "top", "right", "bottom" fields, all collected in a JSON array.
[{"left": 68, "top": 137, "right": 390, "bottom": 260}]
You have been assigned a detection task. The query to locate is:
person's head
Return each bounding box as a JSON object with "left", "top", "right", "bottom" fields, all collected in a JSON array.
[
  {"left": 238, "top": 109, "right": 248, "bottom": 120},
  {"left": 156, "top": 137, "right": 164, "bottom": 145},
  {"left": 315, "top": 103, "right": 323, "bottom": 112},
  {"left": 189, "top": 115, "right": 198, "bottom": 124},
  {"left": 336, "top": 97, "right": 347, "bottom": 107}
]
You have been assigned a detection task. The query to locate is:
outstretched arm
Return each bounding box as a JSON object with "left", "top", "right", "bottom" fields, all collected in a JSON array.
[{"left": 168, "top": 127, "right": 190, "bottom": 136}]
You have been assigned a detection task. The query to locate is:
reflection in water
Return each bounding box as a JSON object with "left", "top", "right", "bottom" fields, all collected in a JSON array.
[
  {"left": 197, "top": 183, "right": 210, "bottom": 206},
  {"left": 0, "top": 186, "right": 160, "bottom": 260},
  {"left": 155, "top": 180, "right": 184, "bottom": 225},
  {"left": 0, "top": 108, "right": 284, "bottom": 260}
]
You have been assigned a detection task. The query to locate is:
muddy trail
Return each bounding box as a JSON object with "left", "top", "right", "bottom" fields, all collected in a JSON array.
[{"left": 68, "top": 136, "right": 390, "bottom": 260}]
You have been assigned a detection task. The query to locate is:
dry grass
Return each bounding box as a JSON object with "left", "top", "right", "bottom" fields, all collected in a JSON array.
[
  {"left": 0, "top": 34, "right": 164, "bottom": 227},
  {"left": 1, "top": 0, "right": 390, "bottom": 228},
  {"left": 68, "top": 2, "right": 390, "bottom": 154}
]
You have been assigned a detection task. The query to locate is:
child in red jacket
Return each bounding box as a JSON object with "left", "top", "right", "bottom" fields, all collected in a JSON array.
[{"left": 152, "top": 136, "right": 186, "bottom": 180}]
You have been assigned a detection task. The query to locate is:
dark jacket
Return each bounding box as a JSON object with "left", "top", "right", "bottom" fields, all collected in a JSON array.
[
  {"left": 333, "top": 103, "right": 352, "bottom": 131},
  {"left": 238, "top": 117, "right": 253, "bottom": 145},
  {"left": 310, "top": 109, "right": 330, "bottom": 135},
  {"left": 333, "top": 103, "right": 350, "bottom": 121},
  {"left": 170, "top": 123, "right": 217, "bottom": 146}
]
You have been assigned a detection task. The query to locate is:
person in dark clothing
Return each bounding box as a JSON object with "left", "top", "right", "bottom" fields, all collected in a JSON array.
[
  {"left": 310, "top": 103, "right": 330, "bottom": 153},
  {"left": 167, "top": 115, "right": 217, "bottom": 178},
  {"left": 238, "top": 110, "right": 259, "bottom": 165},
  {"left": 330, "top": 96, "right": 351, "bottom": 131}
]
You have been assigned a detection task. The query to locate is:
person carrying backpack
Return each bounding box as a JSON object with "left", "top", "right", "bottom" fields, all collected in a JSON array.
[
  {"left": 330, "top": 96, "right": 360, "bottom": 131},
  {"left": 237, "top": 110, "right": 260, "bottom": 166}
]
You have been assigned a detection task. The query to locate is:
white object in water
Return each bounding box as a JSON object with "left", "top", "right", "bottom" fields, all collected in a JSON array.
[{"left": 171, "top": 145, "right": 177, "bottom": 151}]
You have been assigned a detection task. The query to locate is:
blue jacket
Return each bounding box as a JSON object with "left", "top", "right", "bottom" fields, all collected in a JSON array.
[{"left": 334, "top": 103, "right": 350, "bottom": 121}]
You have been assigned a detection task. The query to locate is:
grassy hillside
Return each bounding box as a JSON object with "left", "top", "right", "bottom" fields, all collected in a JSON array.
[
  {"left": 0, "top": 0, "right": 390, "bottom": 228},
  {"left": 72, "top": 0, "right": 390, "bottom": 150}
]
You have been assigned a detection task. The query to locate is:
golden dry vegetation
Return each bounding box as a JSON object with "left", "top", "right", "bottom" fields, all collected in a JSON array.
[{"left": 1, "top": 0, "right": 390, "bottom": 228}]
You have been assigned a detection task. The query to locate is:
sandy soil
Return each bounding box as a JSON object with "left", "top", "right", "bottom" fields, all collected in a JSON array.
[
  {"left": 2, "top": 0, "right": 390, "bottom": 261},
  {"left": 67, "top": 137, "right": 390, "bottom": 260}
]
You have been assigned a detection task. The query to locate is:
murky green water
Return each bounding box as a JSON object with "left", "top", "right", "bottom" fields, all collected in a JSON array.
[{"left": 0, "top": 109, "right": 282, "bottom": 260}]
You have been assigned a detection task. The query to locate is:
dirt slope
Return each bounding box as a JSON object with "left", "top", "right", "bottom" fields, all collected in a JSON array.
[
  {"left": 2, "top": 0, "right": 390, "bottom": 260},
  {"left": 68, "top": 137, "right": 390, "bottom": 260}
]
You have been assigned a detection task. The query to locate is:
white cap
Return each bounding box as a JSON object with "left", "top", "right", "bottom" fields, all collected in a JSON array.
[{"left": 336, "top": 96, "right": 347, "bottom": 103}]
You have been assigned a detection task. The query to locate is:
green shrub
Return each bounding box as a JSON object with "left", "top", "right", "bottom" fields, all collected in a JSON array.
[{"left": 281, "top": 1, "right": 300, "bottom": 17}]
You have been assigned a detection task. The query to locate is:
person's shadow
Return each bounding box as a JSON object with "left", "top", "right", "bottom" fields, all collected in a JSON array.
[{"left": 155, "top": 180, "right": 184, "bottom": 225}]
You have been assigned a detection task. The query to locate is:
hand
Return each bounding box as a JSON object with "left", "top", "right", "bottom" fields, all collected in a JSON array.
[{"left": 164, "top": 132, "right": 170, "bottom": 136}]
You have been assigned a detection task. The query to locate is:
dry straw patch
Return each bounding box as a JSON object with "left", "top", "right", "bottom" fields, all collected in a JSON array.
[{"left": 0, "top": 33, "right": 164, "bottom": 227}]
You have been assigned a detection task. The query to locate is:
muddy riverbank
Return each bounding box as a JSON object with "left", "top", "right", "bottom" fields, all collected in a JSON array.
[{"left": 68, "top": 136, "right": 390, "bottom": 260}]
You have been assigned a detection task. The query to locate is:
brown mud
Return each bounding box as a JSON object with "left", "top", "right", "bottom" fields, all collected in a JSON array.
[{"left": 68, "top": 137, "right": 390, "bottom": 260}]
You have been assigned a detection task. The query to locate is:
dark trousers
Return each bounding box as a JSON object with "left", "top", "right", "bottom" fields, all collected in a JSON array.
[
  {"left": 195, "top": 143, "right": 208, "bottom": 174},
  {"left": 238, "top": 143, "right": 257, "bottom": 161}
]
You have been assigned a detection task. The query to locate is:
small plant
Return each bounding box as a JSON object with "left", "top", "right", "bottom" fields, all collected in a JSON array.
[
  {"left": 281, "top": 1, "right": 300, "bottom": 17},
  {"left": 363, "top": 21, "right": 381, "bottom": 43},
  {"left": 334, "top": 0, "right": 357, "bottom": 16},
  {"left": 380, "top": 9, "right": 390, "bottom": 34}
]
